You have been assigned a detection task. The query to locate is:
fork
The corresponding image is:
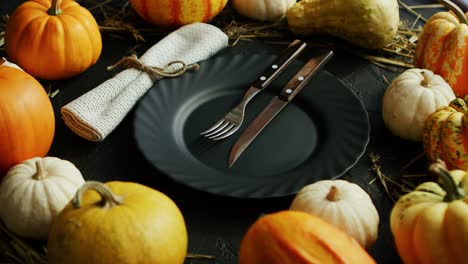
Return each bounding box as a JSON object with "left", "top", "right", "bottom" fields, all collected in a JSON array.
[{"left": 200, "top": 39, "right": 308, "bottom": 140}]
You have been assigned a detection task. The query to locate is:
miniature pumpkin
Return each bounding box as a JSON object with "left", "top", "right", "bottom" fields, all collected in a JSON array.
[
  {"left": 287, "top": 0, "right": 400, "bottom": 49},
  {"left": 0, "top": 65, "right": 55, "bottom": 175},
  {"left": 422, "top": 96, "right": 468, "bottom": 170},
  {"left": 382, "top": 68, "right": 455, "bottom": 141},
  {"left": 0, "top": 157, "right": 85, "bottom": 240},
  {"left": 414, "top": 0, "right": 468, "bottom": 97},
  {"left": 290, "top": 179, "right": 379, "bottom": 249},
  {"left": 390, "top": 161, "right": 468, "bottom": 264},
  {"left": 48, "top": 181, "right": 188, "bottom": 264},
  {"left": 5, "top": 0, "right": 102, "bottom": 80},
  {"left": 238, "top": 211, "right": 376, "bottom": 264},
  {"left": 128, "top": 0, "right": 228, "bottom": 27},
  {"left": 231, "top": 0, "right": 296, "bottom": 22}
]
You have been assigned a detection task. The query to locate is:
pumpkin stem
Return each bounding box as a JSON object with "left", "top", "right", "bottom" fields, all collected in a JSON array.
[
  {"left": 428, "top": 160, "right": 465, "bottom": 201},
  {"left": 32, "top": 159, "right": 47, "bottom": 180},
  {"left": 420, "top": 71, "right": 432, "bottom": 87},
  {"left": 47, "top": 0, "right": 62, "bottom": 16},
  {"left": 439, "top": 0, "right": 468, "bottom": 24},
  {"left": 326, "top": 186, "right": 341, "bottom": 201},
  {"left": 72, "top": 181, "right": 123, "bottom": 209}
]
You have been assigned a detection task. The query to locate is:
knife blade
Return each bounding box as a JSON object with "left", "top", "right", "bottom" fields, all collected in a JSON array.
[{"left": 228, "top": 50, "right": 334, "bottom": 167}]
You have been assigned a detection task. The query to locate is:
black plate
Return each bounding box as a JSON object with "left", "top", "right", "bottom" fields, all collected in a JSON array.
[{"left": 133, "top": 51, "right": 370, "bottom": 198}]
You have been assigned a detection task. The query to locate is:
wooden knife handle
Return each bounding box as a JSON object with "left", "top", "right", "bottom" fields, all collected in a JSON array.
[
  {"left": 251, "top": 39, "right": 307, "bottom": 89},
  {"left": 279, "top": 50, "right": 334, "bottom": 102}
]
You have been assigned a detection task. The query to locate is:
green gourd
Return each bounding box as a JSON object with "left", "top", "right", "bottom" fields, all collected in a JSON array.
[{"left": 287, "top": 0, "right": 400, "bottom": 49}]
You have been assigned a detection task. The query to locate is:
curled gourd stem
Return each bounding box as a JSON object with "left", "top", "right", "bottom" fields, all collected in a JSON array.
[
  {"left": 72, "top": 181, "right": 124, "bottom": 209},
  {"left": 47, "top": 0, "right": 62, "bottom": 16},
  {"left": 326, "top": 186, "right": 341, "bottom": 201},
  {"left": 420, "top": 71, "right": 432, "bottom": 87},
  {"left": 32, "top": 159, "right": 47, "bottom": 180},
  {"left": 428, "top": 160, "right": 465, "bottom": 201},
  {"left": 439, "top": 0, "right": 468, "bottom": 24}
]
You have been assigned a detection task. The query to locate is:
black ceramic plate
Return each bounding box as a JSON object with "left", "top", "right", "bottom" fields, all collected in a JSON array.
[{"left": 133, "top": 51, "right": 370, "bottom": 198}]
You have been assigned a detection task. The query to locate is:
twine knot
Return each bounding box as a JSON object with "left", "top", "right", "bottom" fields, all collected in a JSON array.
[{"left": 107, "top": 54, "right": 199, "bottom": 81}]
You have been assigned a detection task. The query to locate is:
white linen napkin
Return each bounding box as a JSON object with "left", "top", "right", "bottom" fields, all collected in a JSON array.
[{"left": 61, "top": 22, "right": 228, "bottom": 142}]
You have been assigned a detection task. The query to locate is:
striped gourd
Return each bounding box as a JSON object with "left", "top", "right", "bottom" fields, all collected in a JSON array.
[
  {"left": 414, "top": 0, "right": 468, "bottom": 97},
  {"left": 129, "top": 0, "right": 228, "bottom": 27}
]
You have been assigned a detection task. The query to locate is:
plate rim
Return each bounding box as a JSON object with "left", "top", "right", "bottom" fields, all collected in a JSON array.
[{"left": 133, "top": 51, "right": 370, "bottom": 198}]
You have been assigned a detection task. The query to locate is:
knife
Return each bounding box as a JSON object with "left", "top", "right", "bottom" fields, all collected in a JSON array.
[{"left": 228, "top": 50, "right": 334, "bottom": 167}]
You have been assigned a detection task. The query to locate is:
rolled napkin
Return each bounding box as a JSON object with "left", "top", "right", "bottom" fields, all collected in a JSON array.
[{"left": 61, "top": 22, "right": 228, "bottom": 142}]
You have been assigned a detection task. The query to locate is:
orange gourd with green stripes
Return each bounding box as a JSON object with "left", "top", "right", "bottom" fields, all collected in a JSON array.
[
  {"left": 128, "top": 0, "right": 228, "bottom": 27},
  {"left": 423, "top": 96, "right": 468, "bottom": 170},
  {"left": 414, "top": 0, "right": 468, "bottom": 97}
]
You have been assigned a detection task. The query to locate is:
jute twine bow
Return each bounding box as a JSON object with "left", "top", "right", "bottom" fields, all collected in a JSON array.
[{"left": 107, "top": 54, "right": 199, "bottom": 81}]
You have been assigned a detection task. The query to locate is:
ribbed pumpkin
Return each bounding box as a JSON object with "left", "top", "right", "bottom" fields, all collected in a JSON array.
[
  {"left": 390, "top": 161, "right": 468, "bottom": 264},
  {"left": 5, "top": 0, "right": 102, "bottom": 80},
  {"left": 422, "top": 96, "right": 468, "bottom": 170},
  {"left": 128, "top": 0, "right": 228, "bottom": 27},
  {"left": 238, "top": 211, "right": 376, "bottom": 264},
  {"left": 414, "top": 0, "right": 468, "bottom": 97},
  {"left": 0, "top": 65, "right": 55, "bottom": 175}
]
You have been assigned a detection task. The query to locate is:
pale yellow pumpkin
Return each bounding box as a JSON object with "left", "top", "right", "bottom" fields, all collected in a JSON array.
[{"left": 390, "top": 161, "right": 468, "bottom": 264}]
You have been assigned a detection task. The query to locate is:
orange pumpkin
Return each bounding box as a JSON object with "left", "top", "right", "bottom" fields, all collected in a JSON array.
[
  {"left": 128, "top": 0, "right": 228, "bottom": 27},
  {"left": 5, "top": 0, "right": 102, "bottom": 80},
  {"left": 414, "top": 0, "right": 468, "bottom": 97},
  {"left": 238, "top": 211, "right": 376, "bottom": 264},
  {"left": 0, "top": 65, "right": 55, "bottom": 175}
]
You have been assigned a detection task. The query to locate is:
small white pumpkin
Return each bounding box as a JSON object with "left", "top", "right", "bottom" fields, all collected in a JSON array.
[
  {"left": 230, "top": 0, "right": 296, "bottom": 22},
  {"left": 290, "top": 179, "right": 379, "bottom": 249},
  {"left": 382, "top": 68, "right": 455, "bottom": 142},
  {"left": 0, "top": 157, "right": 85, "bottom": 240}
]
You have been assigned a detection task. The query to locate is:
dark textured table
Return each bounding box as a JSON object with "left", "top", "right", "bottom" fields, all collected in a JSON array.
[{"left": 0, "top": 1, "right": 443, "bottom": 263}]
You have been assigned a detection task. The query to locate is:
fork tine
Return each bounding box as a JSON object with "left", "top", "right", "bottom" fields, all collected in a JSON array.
[
  {"left": 208, "top": 123, "right": 236, "bottom": 140},
  {"left": 200, "top": 120, "right": 225, "bottom": 135},
  {"left": 210, "top": 125, "right": 239, "bottom": 140},
  {"left": 203, "top": 122, "right": 230, "bottom": 137}
]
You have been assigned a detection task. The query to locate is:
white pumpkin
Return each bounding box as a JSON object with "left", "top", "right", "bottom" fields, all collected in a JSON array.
[
  {"left": 290, "top": 179, "right": 379, "bottom": 249},
  {"left": 231, "top": 0, "right": 296, "bottom": 22},
  {"left": 382, "top": 68, "right": 455, "bottom": 142},
  {"left": 0, "top": 157, "right": 85, "bottom": 239}
]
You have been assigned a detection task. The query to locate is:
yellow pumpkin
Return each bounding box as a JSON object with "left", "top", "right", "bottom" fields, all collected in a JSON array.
[
  {"left": 5, "top": 0, "right": 102, "bottom": 80},
  {"left": 390, "top": 161, "right": 468, "bottom": 264},
  {"left": 48, "top": 181, "right": 188, "bottom": 264}
]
